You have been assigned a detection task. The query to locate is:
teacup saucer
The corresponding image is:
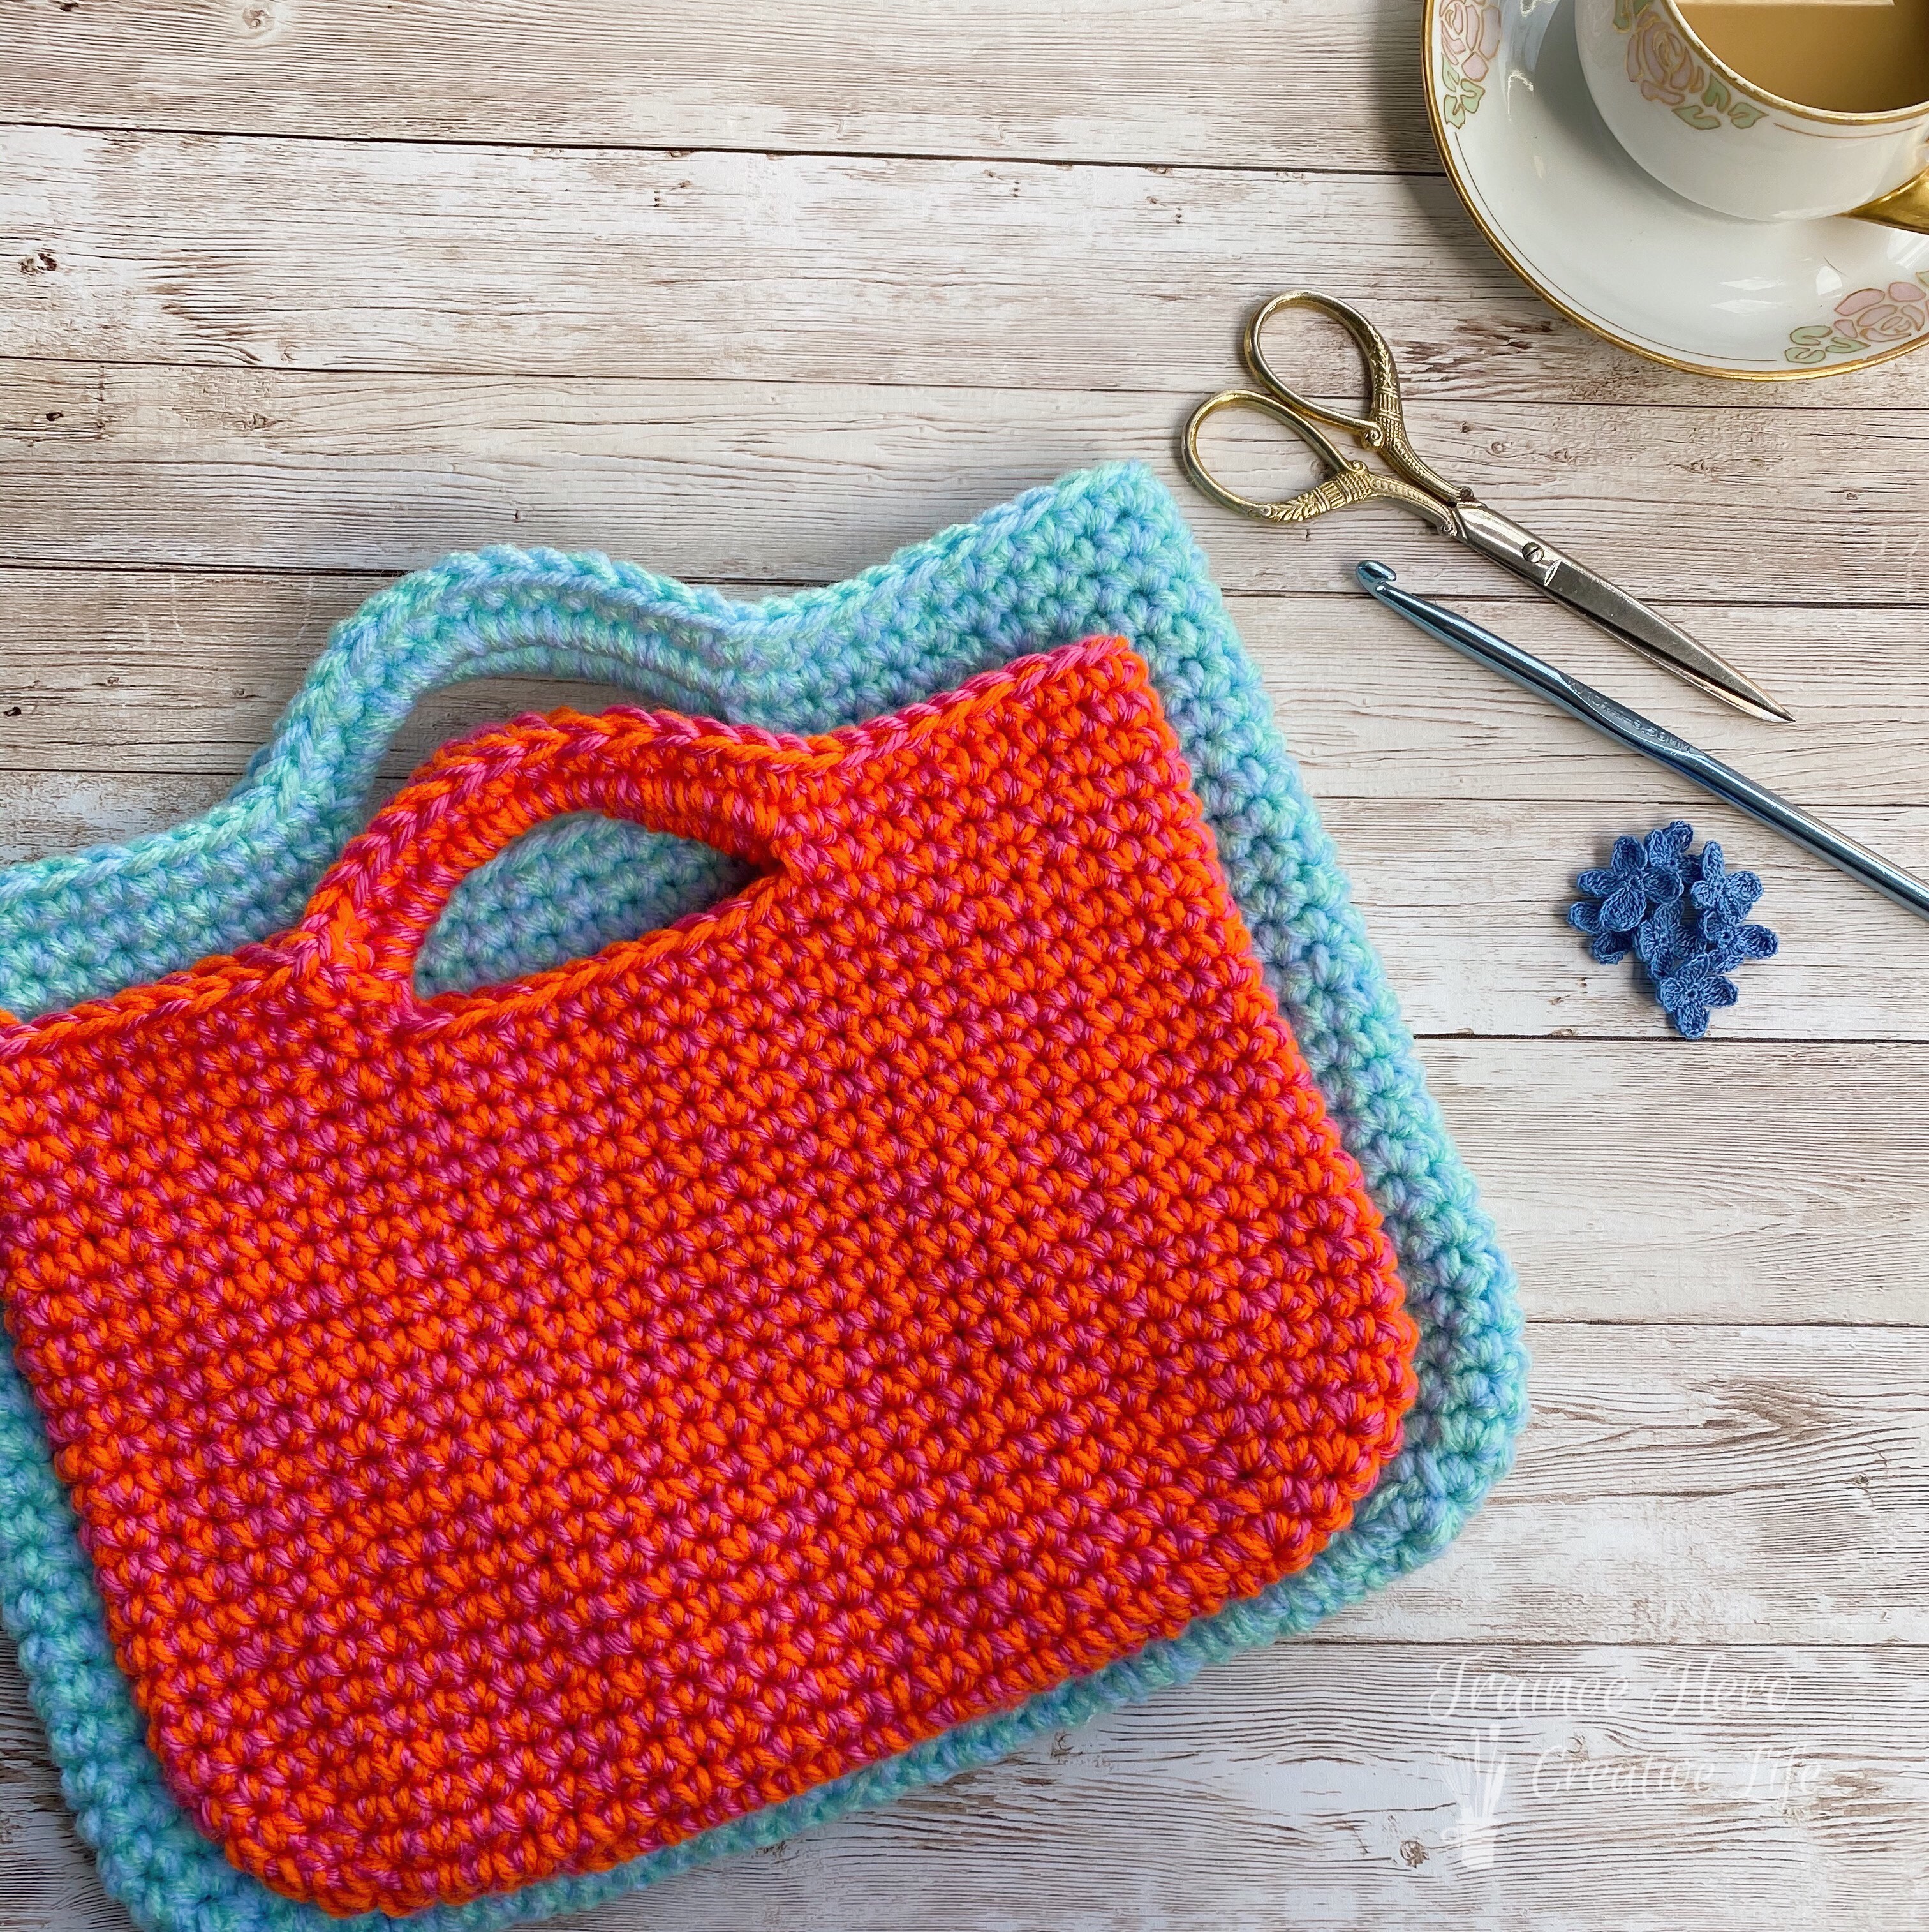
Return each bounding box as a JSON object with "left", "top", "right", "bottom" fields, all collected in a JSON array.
[{"left": 1423, "top": 0, "right": 1929, "bottom": 378}]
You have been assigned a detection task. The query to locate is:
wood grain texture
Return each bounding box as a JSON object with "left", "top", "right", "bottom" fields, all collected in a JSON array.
[
  {"left": 1424, "top": 1044, "right": 1929, "bottom": 1325},
  {"left": 1, "top": 571, "right": 1925, "bottom": 1045},
  {"left": 5, "top": 1641, "right": 1924, "bottom": 1932},
  {"left": 3, "top": 572, "right": 1923, "bottom": 804},
  {"left": 3, "top": 1642, "right": 1925, "bottom": 1932},
  {"left": 1, "top": 717, "right": 1921, "bottom": 1316},
  {"left": 6, "top": 765, "right": 1923, "bottom": 1045},
  {"left": 3, "top": 364, "right": 1926, "bottom": 599},
  {"left": 6, "top": 124, "right": 1928, "bottom": 406},
  {"left": 3, "top": 1316, "right": 1916, "bottom": 1653},
  {"left": 0, "top": 0, "right": 1428, "bottom": 170}
]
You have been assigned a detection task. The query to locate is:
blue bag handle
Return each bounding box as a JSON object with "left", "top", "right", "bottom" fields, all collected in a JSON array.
[{"left": 0, "top": 538, "right": 1025, "bottom": 1018}]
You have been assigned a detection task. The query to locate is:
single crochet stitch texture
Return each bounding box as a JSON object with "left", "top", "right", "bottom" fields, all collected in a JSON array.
[
  {"left": 0, "top": 464, "right": 1526, "bottom": 1932},
  {"left": 0, "top": 640, "right": 1417, "bottom": 1915}
]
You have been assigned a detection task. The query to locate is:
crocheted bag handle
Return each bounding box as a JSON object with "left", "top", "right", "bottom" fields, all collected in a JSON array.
[{"left": 301, "top": 706, "right": 829, "bottom": 990}]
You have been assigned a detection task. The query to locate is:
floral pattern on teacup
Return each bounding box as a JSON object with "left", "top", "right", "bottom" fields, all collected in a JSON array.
[
  {"left": 1439, "top": 0, "right": 1502, "bottom": 126},
  {"left": 1787, "top": 274, "right": 1929, "bottom": 365},
  {"left": 1616, "top": 0, "right": 1766, "bottom": 130}
]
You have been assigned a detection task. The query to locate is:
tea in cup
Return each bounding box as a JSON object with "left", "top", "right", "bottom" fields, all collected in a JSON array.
[{"left": 1577, "top": 0, "right": 1929, "bottom": 224}]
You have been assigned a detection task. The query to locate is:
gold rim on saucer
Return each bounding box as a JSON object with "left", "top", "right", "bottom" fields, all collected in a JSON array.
[{"left": 1421, "top": 0, "right": 1929, "bottom": 382}]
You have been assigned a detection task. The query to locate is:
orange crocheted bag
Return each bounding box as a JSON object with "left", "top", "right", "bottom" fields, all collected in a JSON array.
[{"left": 0, "top": 637, "right": 1415, "bottom": 1916}]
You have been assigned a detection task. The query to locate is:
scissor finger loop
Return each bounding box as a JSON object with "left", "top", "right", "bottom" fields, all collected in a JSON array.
[
  {"left": 1181, "top": 387, "right": 1459, "bottom": 531},
  {"left": 1243, "top": 290, "right": 1470, "bottom": 508},
  {"left": 1241, "top": 292, "right": 1387, "bottom": 447}
]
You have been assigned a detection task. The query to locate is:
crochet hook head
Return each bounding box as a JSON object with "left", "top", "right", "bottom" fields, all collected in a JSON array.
[
  {"left": 1354, "top": 561, "right": 1929, "bottom": 929},
  {"left": 1354, "top": 560, "right": 1588, "bottom": 721},
  {"left": 1355, "top": 560, "right": 1792, "bottom": 727}
]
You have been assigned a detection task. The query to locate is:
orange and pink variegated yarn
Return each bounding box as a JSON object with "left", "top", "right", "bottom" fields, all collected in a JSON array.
[{"left": 0, "top": 637, "right": 1416, "bottom": 1916}]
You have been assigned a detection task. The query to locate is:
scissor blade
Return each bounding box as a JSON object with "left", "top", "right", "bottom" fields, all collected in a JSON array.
[
  {"left": 1451, "top": 502, "right": 1792, "bottom": 723},
  {"left": 1541, "top": 558, "right": 1793, "bottom": 724}
]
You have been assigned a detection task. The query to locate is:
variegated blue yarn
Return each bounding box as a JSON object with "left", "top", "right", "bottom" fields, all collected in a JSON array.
[{"left": 0, "top": 464, "right": 1526, "bottom": 1932}]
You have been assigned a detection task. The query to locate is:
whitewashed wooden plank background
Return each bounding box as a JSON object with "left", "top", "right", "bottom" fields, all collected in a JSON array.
[{"left": 1, "top": 3, "right": 1925, "bottom": 1929}]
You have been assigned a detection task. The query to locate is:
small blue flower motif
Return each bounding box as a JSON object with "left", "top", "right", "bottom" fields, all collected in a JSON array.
[
  {"left": 1567, "top": 821, "right": 1778, "bottom": 1038},
  {"left": 1704, "top": 919, "right": 1779, "bottom": 973},
  {"left": 1690, "top": 840, "right": 1765, "bottom": 939},
  {"left": 1656, "top": 949, "right": 1741, "bottom": 1041},
  {"left": 1569, "top": 819, "right": 1692, "bottom": 962},
  {"left": 1634, "top": 893, "right": 1700, "bottom": 979},
  {"left": 1569, "top": 904, "right": 1636, "bottom": 965}
]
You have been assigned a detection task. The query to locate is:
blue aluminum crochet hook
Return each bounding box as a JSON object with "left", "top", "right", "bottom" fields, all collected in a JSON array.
[{"left": 1356, "top": 561, "right": 1929, "bottom": 926}]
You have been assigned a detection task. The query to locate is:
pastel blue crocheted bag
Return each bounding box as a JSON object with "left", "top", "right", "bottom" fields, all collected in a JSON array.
[{"left": 0, "top": 464, "right": 1526, "bottom": 1932}]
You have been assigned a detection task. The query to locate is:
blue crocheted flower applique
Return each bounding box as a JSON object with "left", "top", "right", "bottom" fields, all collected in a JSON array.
[
  {"left": 1655, "top": 947, "right": 1740, "bottom": 1041},
  {"left": 1569, "top": 819, "right": 1692, "bottom": 964},
  {"left": 1690, "top": 840, "right": 1775, "bottom": 953},
  {"left": 1571, "top": 821, "right": 1778, "bottom": 1037},
  {"left": 1632, "top": 893, "right": 1698, "bottom": 979}
]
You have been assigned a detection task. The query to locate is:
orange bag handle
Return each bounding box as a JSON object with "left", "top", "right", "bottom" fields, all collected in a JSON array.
[{"left": 299, "top": 706, "right": 839, "bottom": 990}]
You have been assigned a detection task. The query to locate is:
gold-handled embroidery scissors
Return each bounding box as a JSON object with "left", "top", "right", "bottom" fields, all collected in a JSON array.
[{"left": 1181, "top": 291, "right": 1792, "bottom": 724}]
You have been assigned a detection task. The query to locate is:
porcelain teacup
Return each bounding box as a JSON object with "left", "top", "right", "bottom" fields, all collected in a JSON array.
[{"left": 1576, "top": 0, "right": 1929, "bottom": 226}]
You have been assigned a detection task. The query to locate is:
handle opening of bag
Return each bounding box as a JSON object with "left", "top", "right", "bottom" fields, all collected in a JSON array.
[
  {"left": 413, "top": 818, "right": 760, "bottom": 1006},
  {"left": 300, "top": 708, "right": 821, "bottom": 997}
]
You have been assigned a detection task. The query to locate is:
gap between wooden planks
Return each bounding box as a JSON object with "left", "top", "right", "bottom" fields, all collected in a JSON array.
[
  {"left": 1, "top": 570, "right": 1921, "bottom": 801},
  {"left": 1, "top": 364, "right": 1924, "bottom": 598},
  {"left": 1, "top": 0, "right": 1425, "bottom": 170},
  {"left": 3, "top": 1634, "right": 1925, "bottom": 1931},
  {"left": 8, "top": 755, "right": 1925, "bottom": 1046},
  {"left": 1, "top": 1318, "right": 1925, "bottom": 1924},
  {"left": 0, "top": 11, "right": 1923, "bottom": 1932},
  {"left": 0, "top": 1319, "right": 1909, "bottom": 1649},
  {"left": 6, "top": 757, "right": 1928, "bottom": 1313},
  {"left": 3, "top": 570, "right": 1926, "bottom": 1054},
  {"left": 4, "top": 124, "right": 1929, "bottom": 407}
]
